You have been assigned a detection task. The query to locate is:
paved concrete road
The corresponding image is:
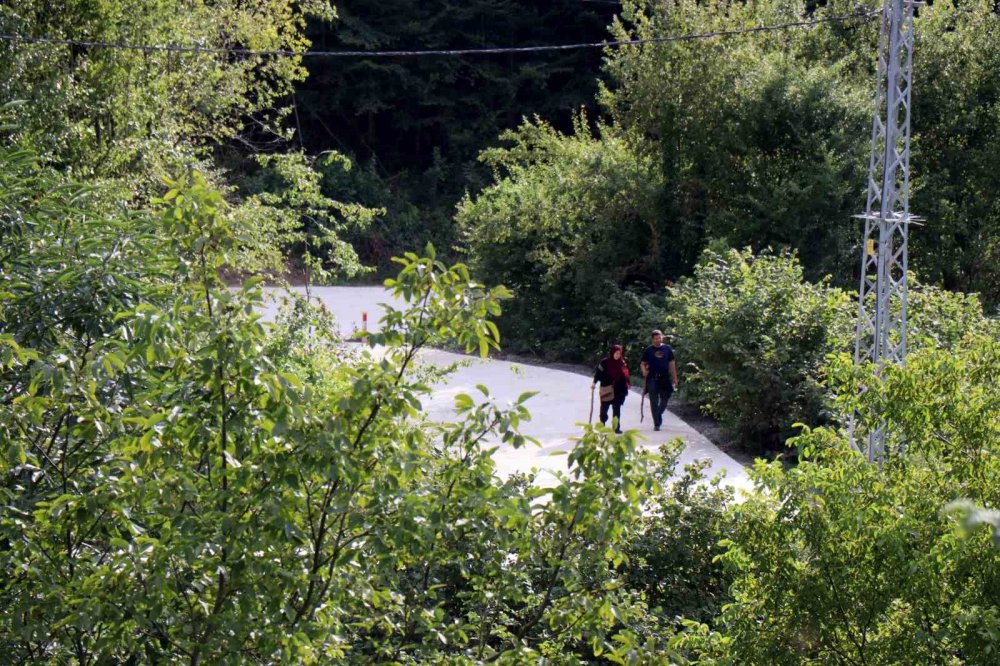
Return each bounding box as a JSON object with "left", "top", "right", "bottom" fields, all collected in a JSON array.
[
  {"left": 259, "top": 285, "right": 402, "bottom": 337},
  {"left": 262, "top": 286, "right": 752, "bottom": 493}
]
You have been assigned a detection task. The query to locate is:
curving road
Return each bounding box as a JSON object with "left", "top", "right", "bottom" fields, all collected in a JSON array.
[{"left": 261, "top": 286, "right": 752, "bottom": 493}]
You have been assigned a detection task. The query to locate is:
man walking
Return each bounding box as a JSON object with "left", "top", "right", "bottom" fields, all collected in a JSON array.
[{"left": 640, "top": 329, "right": 678, "bottom": 432}]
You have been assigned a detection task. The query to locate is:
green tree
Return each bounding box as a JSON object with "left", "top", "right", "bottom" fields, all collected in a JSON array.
[
  {"left": 0, "top": 137, "right": 684, "bottom": 663},
  {"left": 295, "top": 0, "right": 617, "bottom": 272},
  {"left": 666, "top": 247, "right": 854, "bottom": 451},
  {"left": 624, "top": 457, "right": 736, "bottom": 627},
  {"left": 910, "top": 0, "right": 1000, "bottom": 306},
  {"left": 233, "top": 150, "right": 381, "bottom": 280},
  {"left": 602, "top": 0, "right": 874, "bottom": 283},
  {"left": 457, "top": 115, "right": 662, "bottom": 360},
  {"left": 678, "top": 334, "right": 1000, "bottom": 664},
  {"left": 1, "top": 3, "right": 385, "bottom": 282},
  {"left": 1, "top": 0, "right": 332, "bottom": 186},
  {"left": 603, "top": 0, "right": 1000, "bottom": 306}
]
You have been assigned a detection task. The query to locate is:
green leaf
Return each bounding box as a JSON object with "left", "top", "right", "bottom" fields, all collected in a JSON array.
[{"left": 6, "top": 442, "right": 26, "bottom": 466}]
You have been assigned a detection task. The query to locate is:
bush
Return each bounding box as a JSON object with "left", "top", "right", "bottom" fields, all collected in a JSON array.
[
  {"left": 665, "top": 246, "right": 853, "bottom": 451},
  {"left": 233, "top": 151, "right": 381, "bottom": 281},
  {"left": 678, "top": 334, "right": 1000, "bottom": 664},
  {"left": 657, "top": 245, "right": 997, "bottom": 453},
  {"left": 624, "top": 455, "right": 736, "bottom": 626},
  {"left": 457, "top": 115, "right": 662, "bottom": 362},
  {"left": 0, "top": 143, "right": 686, "bottom": 663}
]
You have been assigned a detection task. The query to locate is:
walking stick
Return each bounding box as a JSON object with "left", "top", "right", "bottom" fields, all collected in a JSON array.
[
  {"left": 640, "top": 376, "right": 647, "bottom": 423},
  {"left": 589, "top": 385, "right": 596, "bottom": 423}
]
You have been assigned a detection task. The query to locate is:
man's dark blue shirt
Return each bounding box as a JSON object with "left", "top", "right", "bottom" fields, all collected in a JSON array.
[{"left": 641, "top": 343, "right": 674, "bottom": 379}]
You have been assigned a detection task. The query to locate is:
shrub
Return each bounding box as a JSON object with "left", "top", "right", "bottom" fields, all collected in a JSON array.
[
  {"left": 665, "top": 246, "right": 853, "bottom": 451},
  {"left": 624, "top": 456, "right": 736, "bottom": 626},
  {"left": 658, "top": 245, "right": 997, "bottom": 453},
  {"left": 0, "top": 143, "right": 683, "bottom": 663},
  {"left": 457, "top": 115, "right": 662, "bottom": 362},
  {"left": 679, "top": 334, "right": 1000, "bottom": 664}
]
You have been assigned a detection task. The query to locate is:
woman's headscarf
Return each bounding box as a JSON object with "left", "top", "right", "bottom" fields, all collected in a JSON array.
[{"left": 604, "top": 344, "right": 629, "bottom": 382}]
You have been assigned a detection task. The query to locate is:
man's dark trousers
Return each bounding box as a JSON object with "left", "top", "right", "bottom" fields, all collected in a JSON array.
[{"left": 647, "top": 377, "right": 673, "bottom": 428}]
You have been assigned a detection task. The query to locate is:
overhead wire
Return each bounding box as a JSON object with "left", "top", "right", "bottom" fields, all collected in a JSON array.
[{"left": 0, "top": 9, "right": 878, "bottom": 59}]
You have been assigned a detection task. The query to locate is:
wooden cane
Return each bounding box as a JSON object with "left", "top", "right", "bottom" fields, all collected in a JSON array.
[
  {"left": 640, "top": 377, "right": 647, "bottom": 423},
  {"left": 589, "top": 385, "right": 596, "bottom": 423}
]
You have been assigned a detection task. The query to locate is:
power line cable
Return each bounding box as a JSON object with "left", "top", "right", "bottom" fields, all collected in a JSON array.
[{"left": 0, "top": 10, "right": 878, "bottom": 59}]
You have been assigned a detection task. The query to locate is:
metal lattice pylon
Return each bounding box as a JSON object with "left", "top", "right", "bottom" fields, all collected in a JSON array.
[{"left": 853, "top": 0, "right": 918, "bottom": 464}]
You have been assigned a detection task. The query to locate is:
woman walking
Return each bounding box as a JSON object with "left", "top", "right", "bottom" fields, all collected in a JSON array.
[{"left": 591, "top": 344, "right": 630, "bottom": 434}]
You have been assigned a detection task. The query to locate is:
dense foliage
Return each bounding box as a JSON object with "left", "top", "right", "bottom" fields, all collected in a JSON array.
[
  {"left": 4, "top": 2, "right": 1000, "bottom": 662},
  {"left": 665, "top": 248, "right": 854, "bottom": 451},
  {"left": 601, "top": 0, "right": 874, "bottom": 284},
  {"left": 4, "top": 110, "right": 1000, "bottom": 666},
  {"left": 677, "top": 335, "right": 1000, "bottom": 664},
  {"left": 295, "top": 0, "right": 616, "bottom": 270},
  {"left": 623, "top": 459, "right": 736, "bottom": 627},
  {"left": 657, "top": 246, "right": 997, "bottom": 450},
  {"left": 457, "top": 115, "right": 662, "bottom": 360},
  {"left": 1, "top": 0, "right": 333, "bottom": 185},
  {"left": 461, "top": 0, "right": 1000, "bottom": 371},
  {"left": 603, "top": 0, "right": 1000, "bottom": 303},
  {"left": 233, "top": 150, "right": 380, "bottom": 279},
  {"left": 1, "top": 137, "right": 691, "bottom": 663},
  {"left": 0, "top": 1, "right": 378, "bottom": 283}
]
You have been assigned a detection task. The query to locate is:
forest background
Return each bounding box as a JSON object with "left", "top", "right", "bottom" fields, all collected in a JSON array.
[{"left": 5, "top": 0, "right": 998, "bottom": 345}]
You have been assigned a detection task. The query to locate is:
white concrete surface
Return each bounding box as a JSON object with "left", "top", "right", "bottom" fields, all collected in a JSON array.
[
  {"left": 260, "top": 285, "right": 403, "bottom": 336},
  {"left": 261, "top": 286, "right": 752, "bottom": 493}
]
